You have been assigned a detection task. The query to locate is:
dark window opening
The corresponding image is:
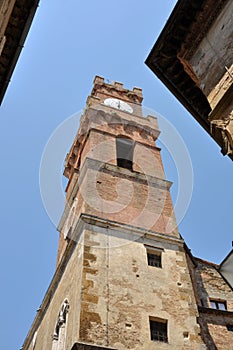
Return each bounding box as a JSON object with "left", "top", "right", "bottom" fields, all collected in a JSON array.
[
  {"left": 150, "top": 319, "right": 168, "bottom": 343},
  {"left": 226, "top": 324, "right": 233, "bottom": 332},
  {"left": 147, "top": 252, "right": 162, "bottom": 268},
  {"left": 116, "top": 137, "right": 133, "bottom": 171},
  {"left": 200, "top": 298, "right": 205, "bottom": 307},
  {"left": 210, "top": 300, "right": 227, "bottom": 310}
]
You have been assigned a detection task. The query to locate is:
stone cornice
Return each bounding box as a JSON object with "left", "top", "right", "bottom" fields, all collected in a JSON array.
[
  {"left": 73, "top": 213, "right": 183, "bottom": 247},
  {"left": 77, "top": 157, "right": 171, "bottom": 193}
]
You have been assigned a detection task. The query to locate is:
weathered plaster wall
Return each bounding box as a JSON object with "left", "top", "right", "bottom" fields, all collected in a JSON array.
[
  {"left": 24, "top": 239, "right": 84, "bottom": 350},
  {"left": 78, "top": 225, "right": 205, "bottom": 349},
  {"left": 23, "top": 221, "right": 233, "bottom": 350},
  {"left": 189, "top": 0, "right": 233, "bottom": 97},
  {"left": 24, "top": 223, "right": 206, "bottom": 350}
]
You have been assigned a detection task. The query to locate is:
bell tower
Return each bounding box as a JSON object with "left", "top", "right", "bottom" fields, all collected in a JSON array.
[
  {"left": 56, "top": 75, "right": 179, "bottom": 266},
  {"left": 22, "top": 77, "right": 205, "bottom": 350}
]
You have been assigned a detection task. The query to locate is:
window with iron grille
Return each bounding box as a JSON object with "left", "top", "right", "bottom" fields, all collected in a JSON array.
[
  {"left": 147, "top": 252, "right": 161, "bottom": 268},
  {"left": 150, "top": 319, "right": 168, "bottom": 343},
  {"left": 210, "top": 299, "right": 227, "bottom": 310}
]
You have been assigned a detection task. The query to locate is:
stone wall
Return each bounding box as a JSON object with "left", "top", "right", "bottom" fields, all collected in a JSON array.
[
  {"left": 194, "top": 259, "right": 233, "bottom": 310},
  {"left": 198, "top": 311, "right": 233, "bottom": 350},
  {"left": 189, "top": 0, "right": 233, "bottom": 98},
  {"left": 77, "top": 223, "right": 205, "bottom": 350},
  {"left": 186, "top": 257, "right": 233, "bottom": 349},
  {"left": 23, "top": 218, "right": 207, "bottom": 350}
]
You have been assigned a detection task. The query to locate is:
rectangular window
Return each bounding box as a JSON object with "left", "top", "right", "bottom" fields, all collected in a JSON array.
[
  {"left": 116, "top": 137, "right": 134, "bottom": 171},
  {"left": 210, "top": 299, "right": 227, "bottom": 310},
  {"left": 226, "top": 324, "right": 233, "bottom": 332},
  {"left": 147, "top": 252, "right": 161, "bottom": 267},
  {"left": 145, "top": 245, "right": 163, "bottom": 268},
  {"left": 150, "top": 318, "right": 168, "bottom": 343}
]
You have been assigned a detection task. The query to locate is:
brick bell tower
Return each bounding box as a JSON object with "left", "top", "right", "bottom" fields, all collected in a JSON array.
[{"left": 22, "top": 77, "right": 205, "bottom": 350}]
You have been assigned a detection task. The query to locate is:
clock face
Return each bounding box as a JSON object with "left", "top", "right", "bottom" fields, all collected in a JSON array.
[{"left": 103, "top": 98, "right": 133, "bottom": 113}]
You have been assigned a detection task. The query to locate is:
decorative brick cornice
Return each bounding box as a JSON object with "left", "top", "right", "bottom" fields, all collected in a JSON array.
[{"left": 92, "top": 75, "right": 143, "bottom": 104}]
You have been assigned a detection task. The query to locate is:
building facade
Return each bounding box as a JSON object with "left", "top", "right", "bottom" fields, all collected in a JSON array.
[
  {"left": 22, "top": 77, "right": 233, "bottom": 350},
  {"left": 0, "top": 0, "right": 39, "bottom": 104},
  {"left": 146, "top": 0, "right": 233, "bottom": 159}
]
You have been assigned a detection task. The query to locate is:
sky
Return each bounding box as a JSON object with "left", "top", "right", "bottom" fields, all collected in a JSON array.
[{"left": 1, "top": 1, "right": 232, "bottom": 349}]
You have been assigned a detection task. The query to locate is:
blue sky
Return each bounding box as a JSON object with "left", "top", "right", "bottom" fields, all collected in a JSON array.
[{"left": 1, "top": 1, "right": 232, "bottom": 349}]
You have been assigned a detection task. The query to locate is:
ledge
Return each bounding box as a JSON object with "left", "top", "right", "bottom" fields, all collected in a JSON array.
[
  {"left": 78, "top": 157, "right": 171, "bottom": 192},
  {"left": 71, "top": 342, "right": 117, "bottom": 350},
  {"left": 0, "top": 0, "right": 39, "bottom": 104},
  {"left": 198, "top": 306, "right": 233, "bottom": 316}
]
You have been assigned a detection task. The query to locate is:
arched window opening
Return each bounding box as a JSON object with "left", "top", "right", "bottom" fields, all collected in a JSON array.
[
  {"left": 116, "top": 137, "right": 134, "bottom": 171},
  {"left": 52, "top": 299, "right": 69, "bottom": 350}
]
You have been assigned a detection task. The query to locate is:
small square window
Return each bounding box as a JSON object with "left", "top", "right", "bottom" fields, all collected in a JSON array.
[
  {"left": 150, "top": 318, "right": 168, "bottom": 343},
  {"left": 226, "top": 324, "right": 233, "bottom": 332},
  {"left": 147, "top": 252, "right": 161, "bottom": 268},
  {"left": 210, "top": 299, "right": 227, "bottom": 310}
]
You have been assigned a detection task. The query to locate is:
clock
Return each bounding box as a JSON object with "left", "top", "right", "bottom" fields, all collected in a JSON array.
[{"left": 103, "top": 98, "right": 133, "bottom": 113}]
